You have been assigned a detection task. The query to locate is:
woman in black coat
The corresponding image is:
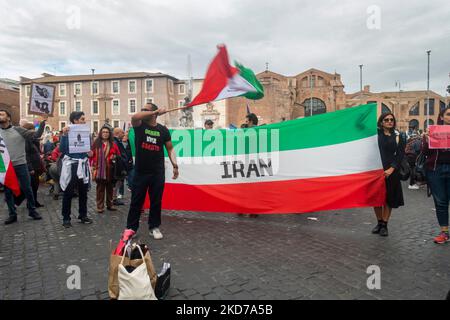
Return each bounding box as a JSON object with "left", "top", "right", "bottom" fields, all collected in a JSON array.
[
  {"left": 372, "top": 113, "right": 405, "bottom": 237},
  {"left": 23, "top": 123, "right": 44, "bottom": 208}
]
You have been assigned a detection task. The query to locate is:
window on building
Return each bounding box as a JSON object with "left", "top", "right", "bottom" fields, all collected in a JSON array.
[
  {"left": 382, "top": 103, "right": 391, "bottom": 114},
  {"left": 440, "top": 100, "right": 447, "bottom": 112},
  {"left": 60, "top": 122, "right": 67, "bottom": 130},
  {"left": 59, "top": 101, "right": 66, "bottom": 116},
  {"left": 301, "top": 77, "right": 308, "bottom": 88},
  {"left": 179, "top": 84, "right": 186, "bottom": 95},
  {"left": 92, "top": 100, "right": 99, "bottom": 115},
  {"left": 112, "top": 99, "right": 120, "bottom": 115},
  {"left": 424, "top": 98, "right": 435, "bottom": 115},
  {"left": 75, "top": 101, "right": 82, "bottom": 112},
  {"left": 92, "top": 121, "right": 99, "bottom": 134},
  {"left": 59, "top": 84, "right": 66, "bottom": 97},
  {"left": 112, "top": 81, "right": 120, "bottom": 94},
  {"left": 129, "top": 80, "right": 136, "bottom": 94},
  {"left": 145, "top": 98, "right": 153, "bottom": 105},
  {"left": 91, "top": 82, "right": 98, "bottom": 95},
  {"left": 75, "top": 83, "right": 82, "bottom": 96},
  {"left": 129, "top": 99, "right": 136, "bottom": 114},
  {"left": 409, "top": 102, "right": 419, "bottom": 116},
  {"left": 317, "top": 76, "right": 324, "bottom": 87},
  {"left": 303, "top": 98, "right": 326, "bottom": 117},
  {"left": 168, "top": 80, "right": 174, "bottom": 94},
  {"left": 146, "top": 79, "right": 153, "bottom": 93},
  {"left": 25, "top": 102, "right": 30, "bottom": 116},
  {"left": 113, "top": 120, "right": 120, "bottom": 128},
  {"left": 310, "top": 75, "right": 316, "bottom": 88}
]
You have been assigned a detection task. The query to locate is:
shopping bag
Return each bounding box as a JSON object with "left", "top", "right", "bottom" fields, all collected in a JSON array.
[
  {"left": 155, "top": 262, "right": 171, "bottom": 300},
  {"left": 118, "top": 244, "right": 157, "bottom": 300}
]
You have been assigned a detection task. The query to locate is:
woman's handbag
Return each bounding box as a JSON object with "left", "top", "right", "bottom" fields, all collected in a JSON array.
[
  {"left": 398, "top": 158, "right": 411, "bottom": 181},
  {"left": 118, "top": 244, "right": 157, "bottom": 300}
]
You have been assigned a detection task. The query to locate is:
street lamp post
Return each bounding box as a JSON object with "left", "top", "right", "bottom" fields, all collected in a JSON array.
[
  {"left": 426, "top": 50, "right": 431, "bottom": 129},
  {"left": 310, "top": 72, "right": 313, "bottom": 117},
  {"left": 359, "top": 65, "right": 363, "bottom": 106}
]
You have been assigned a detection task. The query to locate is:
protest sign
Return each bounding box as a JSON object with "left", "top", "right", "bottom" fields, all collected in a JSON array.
[
  {"left": 429, "top": 125, "right": 450, "bottom": 149},
  {"left": 68, "top": 124, "right": 91, "bottom": 154},
  {"left": 28, "top": 83, "right": 56, "bottom": 116}
]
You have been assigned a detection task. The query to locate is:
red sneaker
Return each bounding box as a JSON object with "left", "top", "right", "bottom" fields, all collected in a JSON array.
[{"left": 433, "top": 232, "right": 450, "bottom": 244}]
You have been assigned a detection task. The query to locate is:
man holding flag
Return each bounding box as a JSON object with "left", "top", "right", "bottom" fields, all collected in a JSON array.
[{"left": 0, "top": 110, "right": 47, "bottom": 225}]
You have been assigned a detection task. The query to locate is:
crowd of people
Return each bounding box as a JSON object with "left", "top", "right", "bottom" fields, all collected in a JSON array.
[{"left": 0, "top": 104, "right": 449, "bottom": 245}]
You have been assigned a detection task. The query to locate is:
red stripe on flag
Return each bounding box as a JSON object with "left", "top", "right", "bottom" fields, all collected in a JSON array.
[
  {"left": 147, "top": 170, "right": 386, "bottom": 214},
  {"left": 188, "top": 45, "right": 238, "bottom": 107},
  {"left": 5, "top": 166, "right": 21, "bottom": 197}
]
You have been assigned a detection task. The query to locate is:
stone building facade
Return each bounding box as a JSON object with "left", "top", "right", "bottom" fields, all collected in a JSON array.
[{"left": 0, "top": 79, "right": 20, "bottom": 125}]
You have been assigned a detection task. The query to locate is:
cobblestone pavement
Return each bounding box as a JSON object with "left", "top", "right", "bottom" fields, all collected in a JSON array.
[{"left": 0, "top": 182, "right": 449, "bottom": 300}]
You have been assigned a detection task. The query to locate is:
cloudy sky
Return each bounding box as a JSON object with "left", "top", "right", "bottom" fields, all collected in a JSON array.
[{"left": 1, "top": 0, "right": 449, "bottom": 95}]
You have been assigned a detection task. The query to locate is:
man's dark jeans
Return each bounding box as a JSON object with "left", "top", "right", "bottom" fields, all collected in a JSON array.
[
  {"left": 427, "top": 164, "right": 450, "bottom": 227},
  {"left": 4, "top": 164, "right": 37, "bottom": 217},
  {"left": 61, "top": 163, "right": 88, "bottom": 222},
  {"left": 126, "top": 170, "right": 165, "bottom": 232}
]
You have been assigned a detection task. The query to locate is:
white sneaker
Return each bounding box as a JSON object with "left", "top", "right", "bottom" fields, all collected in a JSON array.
[
  {"left": 150, "top": 228, "right": 163, "bottom": 240},
  {"left": 408, "top": 184, "right": 420, "bottom": 190},
  {"left": 117, "top": 194, "right": 123, "bottom": 199}
]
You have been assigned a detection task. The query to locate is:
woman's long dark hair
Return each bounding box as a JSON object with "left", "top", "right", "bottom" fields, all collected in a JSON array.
[
  {"left": 92, "top": 126, "right": 114, "bottom": 149},
  {"left": 377, "top": 112, "right": 397, "bottom": 131},
  {"left": 437, "top": 106, "right": 450, "bottom": 125}
]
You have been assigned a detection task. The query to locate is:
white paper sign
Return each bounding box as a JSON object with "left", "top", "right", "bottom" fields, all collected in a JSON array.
[
  {"left": 68, "top": 124, "right": 91, "bottom": 154},
  {"left": 29, "top": 83, "right": 55, "bottom": 116}
]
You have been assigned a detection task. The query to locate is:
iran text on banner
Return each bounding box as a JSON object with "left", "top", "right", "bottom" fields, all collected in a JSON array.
[
  {"left": 188, "top": 45, "right": 264, "bottom": 107},
  {"left": 154, "top": 103, "right": 386, "bottom": 214},
  {"left": 0, "top": 134, "right": 21, "bottom": 196}
]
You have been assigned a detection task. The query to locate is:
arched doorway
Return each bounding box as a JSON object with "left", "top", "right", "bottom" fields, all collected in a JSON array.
[{"left": 303, "top": 98, "right": 326, "bottom": 117}]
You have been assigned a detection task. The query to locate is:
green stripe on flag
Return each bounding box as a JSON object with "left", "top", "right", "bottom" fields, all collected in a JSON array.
[
  {"left": 167, "top": 103, "right": 377, "bottom": 158},
  {"left": 0, "top": 154, "right": 6, "bottom": 173},
  {"left": 235, "top": 62, "right": 264, "bottom": 100}
]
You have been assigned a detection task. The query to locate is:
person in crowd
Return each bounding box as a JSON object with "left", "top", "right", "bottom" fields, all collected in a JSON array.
[
  {"left": 421, "top": 107, "right": 450, "bottom": 244},
  {"left": 112, "top": 127, "right": 129, "bottom": 206},
  {"left": 43, "top": 134, "right": 55, "bottom": 154},
  {"left": 125, "top": 103, "right": 178, "bottom": 240},
  {"left": 372, "top": 113, "right": 405, "bottom": 237},
  {"left": 91, "top": 126, "right": 121, "bottom": 213},
  {"left": 0, "top": 110, "right": 46, "bottom": 225},
  {"left": 405, "top": 133, "right": 422, "bottom": 190},
  {"left": 204, "top": 119, "right": 214, "bottom": 130},
  {"left": 59, "top": 111, "right": 93, "bottom": 228},
  {"left": 48, "top": 142, "right": 63, "bottom": 200},
  {"left": 22, "top": 122, "right": 44, "bottom": 208},
  {"left": 242, "top": 113, "right": 259, "bottom": 218}
]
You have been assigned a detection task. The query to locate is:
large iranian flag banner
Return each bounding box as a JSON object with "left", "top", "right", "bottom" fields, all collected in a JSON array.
[{"left": 157, "top": 103, "right": 385, "bottom": 214}]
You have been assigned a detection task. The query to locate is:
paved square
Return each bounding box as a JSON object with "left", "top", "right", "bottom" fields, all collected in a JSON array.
[{"left": 0, "top": 183, "right": 449, "bottom": 300}]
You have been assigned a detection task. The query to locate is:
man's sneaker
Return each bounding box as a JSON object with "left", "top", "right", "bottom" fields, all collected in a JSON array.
[
  {"left": 63, "top": 221, "right": 72, "bottom": 228},
  {"left": 79, "top": 217, "right": 93, "bottom": 224},
  {"left": 408, "top": 184, "right": 420, "bottom": 190},
  {"left": 433, "top": 232, "right": 450, "bottom": 244},
  {"left": 122, "top": 229, "right": 137, "bottom": 241},
  {"left": 107, "top": 206, "right": 118, "bottom": 211},
  {"left": 149, "top": 228, "right": 163, "bottom": 240},
  {"left": 4, "top": 216, "right": 17, "bottom": 225},
  {"left": 117, "top": 194, "right": 123, "bottom": 200},
  {"left": 29, "top": 212, "right": 42, "bottom": 220}
]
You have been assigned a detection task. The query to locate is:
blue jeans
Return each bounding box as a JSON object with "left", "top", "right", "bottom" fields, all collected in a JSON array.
[
  {"left": 427, "top": 164, "right": 450, "bottom": 227},
  {"left": 4, "top": 164, "right": 37, "bottom": 217}
]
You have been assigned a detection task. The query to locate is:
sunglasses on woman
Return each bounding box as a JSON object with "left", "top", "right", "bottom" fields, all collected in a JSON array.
[{"left": 383, "top": 118, "right": 394, "bottom": 123}]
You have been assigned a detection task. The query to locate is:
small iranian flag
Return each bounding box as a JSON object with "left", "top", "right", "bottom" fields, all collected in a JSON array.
[
  {"left": 0, "top": 134, "right": 21, "bottom": 196},
  {"left": 188, "top": 45, "right": 264, "bottom": 107}
]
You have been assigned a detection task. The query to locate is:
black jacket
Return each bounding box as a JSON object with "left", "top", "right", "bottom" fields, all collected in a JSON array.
[{"left": 114, "top": 137, "right": 133, "bottom": 171}]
